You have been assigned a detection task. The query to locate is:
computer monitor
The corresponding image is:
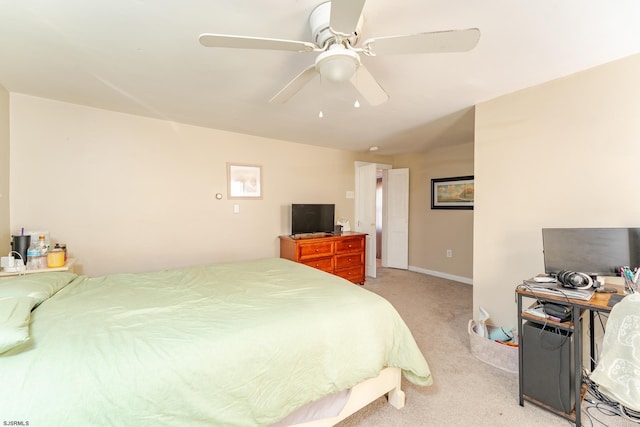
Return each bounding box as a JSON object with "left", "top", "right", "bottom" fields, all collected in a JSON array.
[{"left": 542, "top": 227, "right": 640, "bottom": 276}]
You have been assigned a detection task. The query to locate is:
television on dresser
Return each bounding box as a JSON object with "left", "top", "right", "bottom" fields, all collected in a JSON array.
[{"left": 291, "top": 204, "right": 335, "bottom": 236}]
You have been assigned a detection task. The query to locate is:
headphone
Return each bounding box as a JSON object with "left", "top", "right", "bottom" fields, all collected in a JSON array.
[{"left": 556, "top": 270, "right": 593, "bottom": 290}]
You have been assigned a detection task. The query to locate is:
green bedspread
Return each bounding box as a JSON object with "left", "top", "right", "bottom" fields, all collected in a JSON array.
[{"left": 0, "top": 258, "right": 431, "bottom": 426}]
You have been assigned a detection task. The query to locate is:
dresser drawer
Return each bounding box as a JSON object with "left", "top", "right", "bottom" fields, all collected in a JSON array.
[
  {"left": 279, "top": 233, "right": 366, "bottom": 285},
  {"left": 298, "top": 241, "right": 335, "bottom": 260},
  {"left": 335, "top": 237, "right": 365, "bottom": 254},
  {"left": 335, "top": 253, "right": 364, "bottom": 269},
  {"left": 334, "top": 265, "right": 364, "bottom": 283},
  {"left": 302, "top": 257, "right": 334, "bottom": 273}
]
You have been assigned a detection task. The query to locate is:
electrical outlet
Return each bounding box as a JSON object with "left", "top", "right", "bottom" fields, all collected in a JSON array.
[{"left": 446, "top": 249, "right": 453, "bottom": 258}]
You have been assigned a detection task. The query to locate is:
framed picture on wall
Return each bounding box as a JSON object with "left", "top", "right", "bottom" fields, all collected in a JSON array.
[
  {"left": 431, "top": 176, "right": 474, "bottom": 210},
  {"left": 227, "top": 163, "right": 262, "bottom": 199}
]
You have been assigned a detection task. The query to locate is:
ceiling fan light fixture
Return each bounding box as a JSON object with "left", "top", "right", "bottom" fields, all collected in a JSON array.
[
  {"left": 315, "top": 48, "right": 360, "bottom": 83},
  {"left": 201, "top": 2, "right": 480, "bottom": 107}
]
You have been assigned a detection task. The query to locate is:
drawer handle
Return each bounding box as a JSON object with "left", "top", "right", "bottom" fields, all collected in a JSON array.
[
  {"left": 348, "top": 244, "right": 352, "bottom": 248},
  {"left": 348, "top": 258, "right": 352, "bottom": 262},
  {"left": 315, "top": 248, "right": 319, "bottom": 252}
]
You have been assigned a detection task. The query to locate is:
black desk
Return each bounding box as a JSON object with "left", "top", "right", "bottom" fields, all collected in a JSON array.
[{"left": 515, "top": 282, "right": 624, "bottom": 426}]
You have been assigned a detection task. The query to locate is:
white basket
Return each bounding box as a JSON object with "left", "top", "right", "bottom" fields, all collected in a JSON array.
[{"left": 468, "top": 319, "right": 519, "bottom": 374}]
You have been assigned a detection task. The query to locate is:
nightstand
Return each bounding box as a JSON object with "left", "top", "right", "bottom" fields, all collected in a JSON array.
[{"left": 0, "top": 258, "right": 77, "bottom": 279}]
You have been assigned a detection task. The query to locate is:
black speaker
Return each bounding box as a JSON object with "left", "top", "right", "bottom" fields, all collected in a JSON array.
[{"left": 522, "top": 321, "right": 575, "bottom": 414}]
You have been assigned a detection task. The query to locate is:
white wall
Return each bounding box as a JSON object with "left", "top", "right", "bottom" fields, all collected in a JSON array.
[
  {"left": 474, "top": 53, "right": 640, "bottom": 327},
  {"left": 9, "top": 94, "right": 391, "bottom": 276}
]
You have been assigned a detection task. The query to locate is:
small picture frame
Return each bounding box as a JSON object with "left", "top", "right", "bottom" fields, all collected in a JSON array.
[
  {"left": 431, "top": 176, "right": 474, "bottom": 210},
  {"left": 227, "top": 163, "right": 262, "bottom": 199}
]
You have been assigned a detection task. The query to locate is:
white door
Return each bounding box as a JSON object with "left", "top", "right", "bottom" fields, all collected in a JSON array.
[
  {"left": 355, "top": 163, "right": 378, "bottom": 278},
  {"left": 382, "top": 168, "right": 409, "bottom": 269}
]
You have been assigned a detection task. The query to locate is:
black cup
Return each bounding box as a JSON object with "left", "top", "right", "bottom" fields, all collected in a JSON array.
[{"left": 11, "top": 235, "right": 31, "bottom": 265}]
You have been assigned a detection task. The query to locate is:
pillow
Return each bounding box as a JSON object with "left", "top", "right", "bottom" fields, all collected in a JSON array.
[
  {"left": 0, "top": 272, "right": 77, "bottom": 306},
  {"left": 0, "top": 296, "right": 36, "bottom": 354}
]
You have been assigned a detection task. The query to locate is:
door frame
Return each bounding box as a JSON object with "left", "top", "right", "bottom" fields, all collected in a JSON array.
[{"left": 354, "top": 161, "right": 392, "bottom": 278}]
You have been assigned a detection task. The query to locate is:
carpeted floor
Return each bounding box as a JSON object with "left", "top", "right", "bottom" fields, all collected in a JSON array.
[{"left": 335, "top": 267, "right": 637, "bottom": 427}]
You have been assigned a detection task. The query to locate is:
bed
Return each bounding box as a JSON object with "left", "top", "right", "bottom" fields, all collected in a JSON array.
[{"left": 0, "top": 257, "right": 432, "bottom": 426}]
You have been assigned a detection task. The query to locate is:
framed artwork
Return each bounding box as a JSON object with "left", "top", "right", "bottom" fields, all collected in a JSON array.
[
  {"left": 431, "top": 176, "right": 474, "bottom": 210},
  {"left": 227, "top": 163, "right": 262, "bottom": 199}
]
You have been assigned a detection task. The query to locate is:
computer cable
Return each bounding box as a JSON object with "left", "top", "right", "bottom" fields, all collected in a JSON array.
[
  {"left": 620, "top": 405, "right": 640, "bottom": 424},
  {"left": 583, "top": 370, "right": 640, "bottom": 424},
  {"left": 587, "top": 311, "right": 609, "bottom": 368},
  {"left": 584, "top": 401, "right": 618, "bottom": 427}
]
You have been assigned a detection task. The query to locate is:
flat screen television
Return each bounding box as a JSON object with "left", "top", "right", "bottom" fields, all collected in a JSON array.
[
  {"left": 542, "top": 227, "right": 640, "bottom": 276},
  {"left": 291, "top": 204, "right": 335, "bottom": 236}
]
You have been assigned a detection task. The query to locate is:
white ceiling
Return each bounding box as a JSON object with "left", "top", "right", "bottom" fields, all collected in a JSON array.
[{"left": 1, "top": 1, "right": 640, "bottom": 155}]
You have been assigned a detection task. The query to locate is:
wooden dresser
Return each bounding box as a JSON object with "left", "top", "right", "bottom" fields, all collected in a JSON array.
[{"left": 279, "top": 232, "right": 366, "bottom": 284}]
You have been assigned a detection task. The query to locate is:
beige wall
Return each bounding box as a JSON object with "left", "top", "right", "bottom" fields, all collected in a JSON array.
[
  {"left": 395, "top": 142, "right": 474, "bottom": 282},
  {"left": 9, "top": 94, "right": 391, "bottom": 276},
  {"left": 474, "top": 53, "right": 640, "bottom": 327},
  {"left": 0, "top": 84, "right": 9, "bottom": 255}
]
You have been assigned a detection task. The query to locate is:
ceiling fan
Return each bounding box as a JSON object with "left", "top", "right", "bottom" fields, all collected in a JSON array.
[{"left": 199, "top": 0, "right": 480, "bottom": 106}]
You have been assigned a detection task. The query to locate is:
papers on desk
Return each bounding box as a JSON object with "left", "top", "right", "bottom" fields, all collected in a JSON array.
[
  {"left": 524, "top": 305, "right": 551, "bottom": 319},
  {"left": 524, "top": 305, "right": 564, "bottom": 322},
  {"left": 522, "top": 279, "right": 595, "bottom": 301}
]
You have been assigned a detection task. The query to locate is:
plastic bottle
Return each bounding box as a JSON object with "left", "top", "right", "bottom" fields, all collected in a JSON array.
[
  {"left": 36, "top": 235, "right": 48, "bottom": 269},
  {"left": 26, "top": 240, "right": 41, "bottom": 270}
]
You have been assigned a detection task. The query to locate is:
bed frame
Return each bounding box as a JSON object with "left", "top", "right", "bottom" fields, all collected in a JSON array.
[{"left": 291, "top": 367, "right": 405, "bottom": 427}]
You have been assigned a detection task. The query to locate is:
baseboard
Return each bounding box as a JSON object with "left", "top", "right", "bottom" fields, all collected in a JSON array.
[{"left": 408, "top": 266, "right": 473, "bottom": 285}]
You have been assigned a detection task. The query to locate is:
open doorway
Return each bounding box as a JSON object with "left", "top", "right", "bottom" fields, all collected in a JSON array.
[{"left": 355, "top": 162, "right": 409, "bottom": 278}]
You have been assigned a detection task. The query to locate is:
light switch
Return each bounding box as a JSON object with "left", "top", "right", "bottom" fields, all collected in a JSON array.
[
  {"left": 346, "top": 191, "right": 355, "bottom": 199},
  {"left": 233, "top": 204, "right": 240, "bottom": 214}
]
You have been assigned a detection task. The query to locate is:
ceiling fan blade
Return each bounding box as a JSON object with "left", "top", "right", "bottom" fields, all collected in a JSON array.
[
  {"left": 269, "top": 64, "right": 318, "bottom": 104},
  {"left": 362, "top": 28, "right": 480, "bottom": 56},
  {"left": 329, "top": 0, "right": 366, "bottom": 36},
  {"left": 199, "top": 34, "right": 317, "bottom": 53},
  {"left": 350, "top": 65, "right": 388, "bottom": 106}
]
